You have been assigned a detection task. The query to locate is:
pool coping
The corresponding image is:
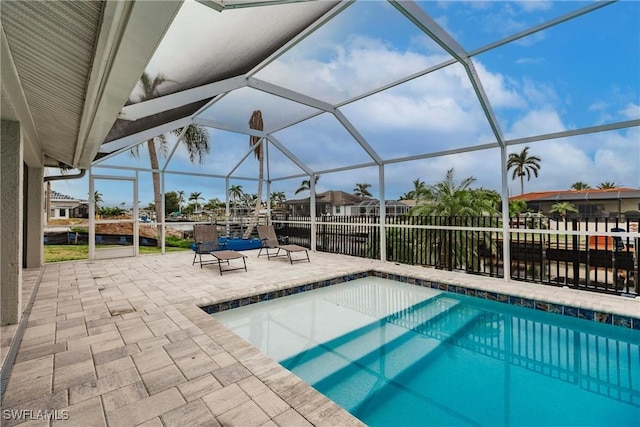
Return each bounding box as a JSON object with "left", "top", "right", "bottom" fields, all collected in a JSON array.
[{"left": 199, "top": 268, "right": 640, "bottom": 330}]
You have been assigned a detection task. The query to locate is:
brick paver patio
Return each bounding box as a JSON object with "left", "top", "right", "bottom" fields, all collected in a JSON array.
[{"left": 1, "top": 250, "right": 638, "bottom": 426}]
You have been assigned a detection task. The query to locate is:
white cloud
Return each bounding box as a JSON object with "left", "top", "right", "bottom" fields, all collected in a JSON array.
[
  {"left": 515, "top": 57, "right": 543, "bottom": 65},
  {"left": 620, "top": 102, "right": 640, "bottom": 120},
  {"left": 507, "top": 108, "right": 566, "bottom": 139}
]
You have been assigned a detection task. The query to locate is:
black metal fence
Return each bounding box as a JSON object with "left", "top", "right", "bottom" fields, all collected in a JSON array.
[{"left": 276, "top": 215, "right": 639, "bottom": 297}]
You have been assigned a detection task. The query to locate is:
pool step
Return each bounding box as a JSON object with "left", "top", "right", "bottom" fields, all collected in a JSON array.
[
  {"left": 282, "top": 297, "right": 484, "bottom": 411},
  {"left": 280, "top": 296, "right": 458, "bottom": 372}
]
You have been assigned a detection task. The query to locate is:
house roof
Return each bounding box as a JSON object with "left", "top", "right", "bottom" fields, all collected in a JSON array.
[
  {"left": 353, "top": 199, "right": 409, "bottom": 208},
  {"left": 50, "top": 190, "right": 87, "bottom": 203},
  {"left": 509, "top": 188, "right": 640, "bottom": 202},
  {"left": 287, "top": 190, "right": 366, "bottom": 206}
]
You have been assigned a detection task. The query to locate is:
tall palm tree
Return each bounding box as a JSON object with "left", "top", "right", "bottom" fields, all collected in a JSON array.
[
  {"left": 228, "top": 185, "right": 244, "bottom": 218},
  {"left": 295, "top": 175, "right": 320, "bottom": 195},
  {"left": 189, "top": 191, "right": 203, "bottom": 213},
  {"left": 244, "top": 110, "right": 265, "bottom": 238},
  {"left": 409, "top": 168, "right": 498, "bottom": 270},
  {"left": 571, "top": 181, "right": 591, "bottom": 190},
  {"left": 177, "top": 190, "right": 185, "bottom": 213},
  {"left": 133, "top": 72, "right": 210, "bottom": 246},
  {"left": 597, "top": 181, "right": 618, "bottom": 189},
  {"left": 507, "top": 146, "right": 541, "bottom": 195},
  {"left": 353, "top": 183, "right": 373, "bottom": 198}
]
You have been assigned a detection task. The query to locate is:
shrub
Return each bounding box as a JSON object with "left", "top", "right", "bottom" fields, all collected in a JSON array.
[{"left": 165, "top": 236, "right": 193, "bottom": 249}]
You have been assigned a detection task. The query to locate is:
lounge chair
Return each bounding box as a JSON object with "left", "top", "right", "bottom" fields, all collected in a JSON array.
[
  {"left": 256, "top": 224, "right": 310, "bottom": 264},
  {"left": 192, "top": 224, "right": 247, "bottom": 275}
]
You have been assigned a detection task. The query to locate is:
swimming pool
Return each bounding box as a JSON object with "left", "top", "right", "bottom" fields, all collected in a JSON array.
[{"left": 213, "top": 277, "right": 640, "bottom": 426}]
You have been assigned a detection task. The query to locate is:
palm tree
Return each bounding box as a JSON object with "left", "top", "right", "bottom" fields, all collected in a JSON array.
[
  {"left": 408, "top": 168, "right": 499, "bottom": 270},
  {"left": 508, "top": 199, "right": 528, "bottom": 217},
  {"left": 177, "top": 190, "right": 185, "bottom": 213},
  {"left": 244, "top": 110, "right": 265, "bottom": 238},
  {"left": 400, "top": 179, "right": 429, "bottom": 201},
  {"left": 571, "top": 181, "right": 591, "bottom": 190},
  {"left": 549, "top": 202, "right": 578, "bottom": 219},
  {"left": 132, "top": 72, "right": 210, "bottom": 246},
  {"left": 507, "top": 146, "right": 541, "bottom": 195},
  {"left": 204, "top": 198, "right": 224, "bottom": 213},
  {"left": 93, "top": 191, "right": 103, "bottom": 209},
  {"left": 597, "top": 181, "right": 618, "bottom": 189},
  {"left": 228, "top": 185, "right": 244, "bottom": 218},
  {"left": 353, "top": 183, "right": 372, "bottom": 198},
  {"left": 295, "top": 175, "right": 320, "bottom": 195},
  {"left": 189, "top": 191, "right": 203, "bottom": 213},
  {"left": 270, "top": 191, "right": 286, "bottom": 209}
]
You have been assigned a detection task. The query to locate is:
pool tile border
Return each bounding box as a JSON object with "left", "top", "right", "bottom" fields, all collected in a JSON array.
[{"left": 200, "top": 270, "right": 640, "bottom": 331}]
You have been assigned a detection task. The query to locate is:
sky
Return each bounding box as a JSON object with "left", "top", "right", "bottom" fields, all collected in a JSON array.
[{"left": 50, "top": 0, "right": 640, "bottom": 209}]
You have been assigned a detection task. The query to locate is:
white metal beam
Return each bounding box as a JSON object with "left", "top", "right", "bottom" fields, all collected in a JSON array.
[
  {"left": 194, "top": 0, "right": 224, "bottom": 12},
  {"left": 118, "top": 75, "right": 247, "bottom": 121},
  {"left": 505, "top": 119, "right": 640, "bottom": 147},
  {"left": 463, "top": 59, "right": 506, "bottom": 146},
  {"left": 193, "top": 117, "right": 268, "bottom": 137},
  {"left": 97, "top": 117, "right": 192, "bottom": 156},
  {"left": 162, "top": 125, "right": 189, "bottom": 172},
  {"left": 337, "top": 58, "right": 457, "bottom": 109},
  {"left": 227, "top": 138, "right": 266, "bottom": 178},
  {"left": 247, "top": 78, "right": 334, "bottom": 112},
  {"left": 75, "top": 0, "right": 183, "bottom": 168},
  {"left": 247, "top": 1, "right": 354, "bottom": 77},
  {"left": 333, "top": 109, "right": 383, "bottom": 165},
  {"left": 390, "top": 1, "right": 467, "bottom": 62},
  {"left": 469, "top": 1, "right": 616, "bottom": 58},
  {"left": 267, "top": 135, "right": 313, "bottom": 176},
  {"left": 391, "top": 1, "right": 505, "bottom": 146},
  {"left": 314, "top": 162, "right": 378, "bottom": 176},
  {"left": 196, "top": 0, "right": 315, "bottom": 12}
]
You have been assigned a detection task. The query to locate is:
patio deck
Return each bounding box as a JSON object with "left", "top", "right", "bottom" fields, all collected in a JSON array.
[{"left": 1, "top": 250, "right": 638, "bottom": 426}]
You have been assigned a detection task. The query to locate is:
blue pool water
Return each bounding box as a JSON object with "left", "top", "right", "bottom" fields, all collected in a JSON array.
[{"left": 213, "top": 278, "right": 640, "bottom": 426}]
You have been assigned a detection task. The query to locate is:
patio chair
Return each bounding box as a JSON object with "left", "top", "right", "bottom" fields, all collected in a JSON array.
[
  {"left": 192, "top": 224, "right": 247, "bottom": 275},
  {"left": 256, "top": 224, "right": 310, "bottom": 264}
]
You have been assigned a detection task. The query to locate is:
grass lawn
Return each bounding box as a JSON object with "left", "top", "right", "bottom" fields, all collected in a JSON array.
[{"left": 44, "top": 245, "right": 190, "bottom": 263}]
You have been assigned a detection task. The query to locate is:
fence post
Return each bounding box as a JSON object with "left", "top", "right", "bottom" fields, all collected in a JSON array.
[{"left": 572, "top": 219, "right": 580, "bottom": 288}]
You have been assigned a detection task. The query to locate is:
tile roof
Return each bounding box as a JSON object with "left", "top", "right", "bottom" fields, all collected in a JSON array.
[
  {"left": 50, "top": 190, "right": 86, "bottom": 202},
  {"left": 509, "top": 188, "right": 640, "bottom": 202},
  {"left": 287, "top": 190, "right": 367, "bottom": 206}
]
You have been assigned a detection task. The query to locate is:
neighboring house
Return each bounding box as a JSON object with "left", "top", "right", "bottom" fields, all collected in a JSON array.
[
  {"left": 286, "top": 191, "right": 367, "bottom": 216},
  {"left": 351, "top": 199, "right": 411, "bottom": 216},
  {"left": 48, "top": 190, "right": 88, "bottom": 220},
  {"left": 285, "top": 191, "right": 411, "bottom": 217},
  {"left": 510, "top": 188, "right": 640, "bottom": 219}
]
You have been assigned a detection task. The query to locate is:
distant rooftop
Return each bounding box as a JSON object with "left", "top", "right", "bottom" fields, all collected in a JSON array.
[
  {"left": 50, "top": 190, "right": 86, "bottom": 203},
  {"left": 510, "top": 188, "right": 640, "bottom": 202}
]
